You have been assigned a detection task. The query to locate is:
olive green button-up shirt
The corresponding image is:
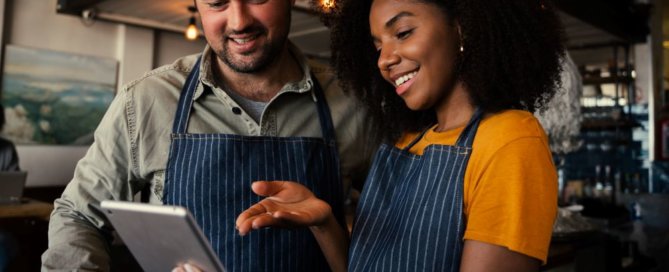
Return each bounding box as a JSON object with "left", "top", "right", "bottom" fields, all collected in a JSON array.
[{"left": 41, "top": 43, "right": 371, "bottom": 271}]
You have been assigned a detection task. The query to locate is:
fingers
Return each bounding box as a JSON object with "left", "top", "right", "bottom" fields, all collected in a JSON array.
[
  {"left": 172, "top": 263, "right": 202, "bottom": 272},
  {"left": 237, "top": 181, "right": 316, "bottom": 236},
  {"left": 237, "top": 212, "right": 283, "bottom": 236},
  {"left": 236, "top": 213, "right": 266, "bottom": 236},
  {"left": 248, "top": 213, "right": 282, "bottom": 230},
  {"left": 253, "top": 181, "right": 314, "bottom": 202},
  {"left": 236, "top": 204, "right": 268, "bottom": 235},
  {"left": 236, "top": 207, "right": 310, "bottom": 236},
  {"left": 251, "top": 181, "right": 286, "bottom": 197}
]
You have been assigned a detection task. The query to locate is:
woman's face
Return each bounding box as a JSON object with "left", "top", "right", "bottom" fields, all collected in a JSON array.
[{"left": 370, "top": 0, "right": 460, "bottom": 111}]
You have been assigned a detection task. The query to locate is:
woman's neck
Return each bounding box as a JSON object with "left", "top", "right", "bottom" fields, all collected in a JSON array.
[{"left": 433, "top": 81, "right": 474, "bottom": 132}]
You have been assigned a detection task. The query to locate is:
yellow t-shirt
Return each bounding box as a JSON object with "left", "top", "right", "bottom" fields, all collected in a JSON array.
[{"left": 395, "top": 110, "right": 557, "bottom": 262}]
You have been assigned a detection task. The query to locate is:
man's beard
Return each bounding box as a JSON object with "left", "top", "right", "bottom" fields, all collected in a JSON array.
[{"left": 217, "top": 28, "right": 286, "bottom": 74}]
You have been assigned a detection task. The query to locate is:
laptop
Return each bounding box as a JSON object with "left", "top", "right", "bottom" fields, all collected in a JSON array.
[{"left": 0, "top": 171, "right": 28, "bottom": 204}]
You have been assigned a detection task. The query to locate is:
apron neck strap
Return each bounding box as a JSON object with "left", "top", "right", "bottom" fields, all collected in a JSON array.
[
  {"left": 310, "top": 74, "right": 337, "bottom": 143},
  {"left": 403, "top": 125, "right": 432, "bottom": 151},
  {"left": 172, "top": 56, "right": 202, "bottom": 134},
  {"left": 454, "top": 108, "right": 484, "bottom": 148},
  {"left": 403, "top": 107, "right": 484, "bottom": 150}
]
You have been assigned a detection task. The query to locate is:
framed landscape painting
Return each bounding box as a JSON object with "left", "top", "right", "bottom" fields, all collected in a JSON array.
[{"left": 1, "top": 45, "right": 117, "bottom": 145}]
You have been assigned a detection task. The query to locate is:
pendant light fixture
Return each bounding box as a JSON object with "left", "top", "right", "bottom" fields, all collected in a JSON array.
[
  {"left": 320, "top": 0, "right": 336, "bottom": 11},
  {"left": 185, "top": 6, "right": 199, "bottom": 41},
  {"left": 321, "top": 0, "right": 336, "bottom": 11}
]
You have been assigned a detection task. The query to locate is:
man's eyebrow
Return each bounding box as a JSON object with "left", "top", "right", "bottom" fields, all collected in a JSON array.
[{"left": 385, "top": 11, "right": 414, "bottom": 29}]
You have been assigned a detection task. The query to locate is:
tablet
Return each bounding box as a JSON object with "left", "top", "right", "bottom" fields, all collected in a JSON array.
[{"left": 99, "top": 200, "right": 225, "bottom": 272}]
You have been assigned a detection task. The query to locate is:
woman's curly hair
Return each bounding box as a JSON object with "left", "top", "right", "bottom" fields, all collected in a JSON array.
[{"left": 327, "top": 0, "right": 565, "bottom": 144}]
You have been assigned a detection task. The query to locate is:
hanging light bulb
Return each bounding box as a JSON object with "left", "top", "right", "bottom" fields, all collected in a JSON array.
[
  {"left": 320, "top": 0, "right": 336, "bottom": 11},
  {"left": 185, "top": 16, "right": 199, "bottom": 40},
  {"left": 185, "top": 6, "right": 199, "bottom": 41}
]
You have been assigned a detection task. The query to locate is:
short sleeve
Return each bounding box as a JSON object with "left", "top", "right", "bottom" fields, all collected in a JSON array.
[{"left": 463, "top": 136, "right": 557, "bottom": 262}]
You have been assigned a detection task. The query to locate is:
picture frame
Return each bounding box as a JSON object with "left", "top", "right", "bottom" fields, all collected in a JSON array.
[{"left": 1, "top": 44, "right": 118, "bottom": 145}]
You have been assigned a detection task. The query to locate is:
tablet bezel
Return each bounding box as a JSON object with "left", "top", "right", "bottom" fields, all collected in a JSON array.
[{"left": 100, "top": 200, "right": 225, "bottom": 272}]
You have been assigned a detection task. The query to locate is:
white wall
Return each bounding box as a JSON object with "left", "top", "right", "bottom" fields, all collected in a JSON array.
[
  {"left": 0, "top": 0, "right": 6, "bottom": 65},
  {"left": 116, "top": 25, "right": 154, "bottom": 88},
  {"left": 154, "top": 31, "right": 207, "bottom": 68},
  {"left": 3, "top": 0, "right": 205, "bottom": 187}
]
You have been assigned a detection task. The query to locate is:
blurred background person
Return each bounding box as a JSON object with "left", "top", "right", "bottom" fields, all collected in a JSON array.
[
  {"left": 0, "top": 104, "right": 20, "bottom": 172},
  {"left": 0, "top": 103, "right": 19, "bottom": 272}
]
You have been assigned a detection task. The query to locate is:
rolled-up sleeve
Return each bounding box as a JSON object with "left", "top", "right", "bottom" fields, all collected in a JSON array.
[{"left": 42, "top": 87, "right": 142, "bottom": 271}]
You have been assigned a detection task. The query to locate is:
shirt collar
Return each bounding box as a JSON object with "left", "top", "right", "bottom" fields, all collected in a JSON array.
[{"left": 194, "top": 41, "right": 314, "bottom": 100}]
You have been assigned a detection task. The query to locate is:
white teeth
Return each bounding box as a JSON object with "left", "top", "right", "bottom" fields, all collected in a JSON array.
[
  {"left": 233, "top": 38, "right": 252, "bottom": 44},
  {"left": 394, "top": 71, "right": 417, "bottom": 87},
  {"left": 231, "top": 34, "right": 259, "bottom": 44}
]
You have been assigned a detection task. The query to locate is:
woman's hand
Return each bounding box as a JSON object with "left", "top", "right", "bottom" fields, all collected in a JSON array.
[{"left": 235, "top": 181, "right": 332, "bottom": 236}]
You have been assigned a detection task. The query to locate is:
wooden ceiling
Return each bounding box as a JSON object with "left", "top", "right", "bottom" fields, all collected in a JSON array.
[{"left": 55, "top": 0, "right": 652, "bottom": 64}]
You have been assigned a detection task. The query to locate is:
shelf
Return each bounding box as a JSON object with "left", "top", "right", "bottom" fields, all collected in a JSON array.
[
  {"left": 582, "top": 76, "right": 633, "bottom": 86},
  {"left": 581, "top": 118, "right": 639, "bottom": 130}
]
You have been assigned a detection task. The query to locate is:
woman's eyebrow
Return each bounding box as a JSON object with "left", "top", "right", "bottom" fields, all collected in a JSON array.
[{"left": 384, "top": 11, "right": 415, "bottom": 29}]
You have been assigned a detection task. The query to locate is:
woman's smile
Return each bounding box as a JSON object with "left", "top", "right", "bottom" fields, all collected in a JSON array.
[{"left": 392, "top": 70, "right": 418, "bottom": 95}]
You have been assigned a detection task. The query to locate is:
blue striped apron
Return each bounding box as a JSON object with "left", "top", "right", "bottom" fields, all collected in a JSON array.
[
  {"left": 349, "top": 109, "right": 483, "bottom": 272},
  {"left": 163, "top": 57, "right": 343, "bottom": 272}
]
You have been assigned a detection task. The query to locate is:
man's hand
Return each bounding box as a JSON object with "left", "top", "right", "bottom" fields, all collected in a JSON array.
[
  {"left": 235, "top": 181, "right": 332, "bottom": 236},
  {"left": 172, "top": 263, "right": 202, "bottom": 272}
]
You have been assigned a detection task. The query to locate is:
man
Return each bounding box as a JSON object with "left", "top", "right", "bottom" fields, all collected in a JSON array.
[{"left": 41, "top": 0, "right": 369, "bottom": 270}]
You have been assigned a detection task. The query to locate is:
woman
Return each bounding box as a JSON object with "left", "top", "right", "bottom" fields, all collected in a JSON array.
[{"left": 236, "top": 0, "right": 564, "bottom": 271}]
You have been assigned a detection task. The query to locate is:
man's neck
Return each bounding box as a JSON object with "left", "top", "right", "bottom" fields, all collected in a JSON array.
[{"left": 214, "top": 46, "right": 303, "bottom": 102}]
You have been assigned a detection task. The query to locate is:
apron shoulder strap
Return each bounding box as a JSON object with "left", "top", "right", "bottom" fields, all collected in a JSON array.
[
  {"left": 454, "top": 108, "right": 484, "bottom": 148},
  {"left": 310, "top": 74, "right": 337, "bottom": 144},
  {"left": 403, "top": 107, "right": 484, "bottom": 151},
  {"left": 172, "top": 56, "right": 203, "bottom": 134},
  {"left": 402, "top": 126, "right": 432, "bottom": 151}
]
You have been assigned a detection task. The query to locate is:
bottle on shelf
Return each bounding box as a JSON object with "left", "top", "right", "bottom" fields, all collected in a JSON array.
[
  {"left": 613, "top": 169, "right": 622, "bottom": 204},
  {"left": 603, "top": 165, "right": 614, "bottom": 203},
  {"left": 631, "top": 173, "right": 641, "bottom": 194},
  {"left": 593, "top": 164, "right": 604, "bottom": 198}
]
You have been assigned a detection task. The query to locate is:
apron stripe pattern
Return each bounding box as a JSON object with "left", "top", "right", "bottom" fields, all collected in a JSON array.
[
  {"left": 349, "top": 109, "right": 483, "bottom": 272},
  {"left": 164, "top": 56, "right": 343, "bottom": 272}
]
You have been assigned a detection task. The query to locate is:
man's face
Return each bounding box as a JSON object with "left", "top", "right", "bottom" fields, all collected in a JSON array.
[{"left": 196, "top": 0, "right": 294, "bottom": 73}]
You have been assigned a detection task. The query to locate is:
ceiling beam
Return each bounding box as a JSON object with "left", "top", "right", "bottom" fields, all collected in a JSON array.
[
  {"left": 294, "top": 0, "right": 321, "bottom": 15},
  {"left": 96, "top": 11, "right": 185, "bottom": 33},
  {"left": 557, "top": 0, "right": 650, "bottom": 44},
  {"left": 55, "top": 0, "right": 105, "bottom": 16},
  {"left": 54, "top": 0, "right": 322, "bottom": 32}
]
